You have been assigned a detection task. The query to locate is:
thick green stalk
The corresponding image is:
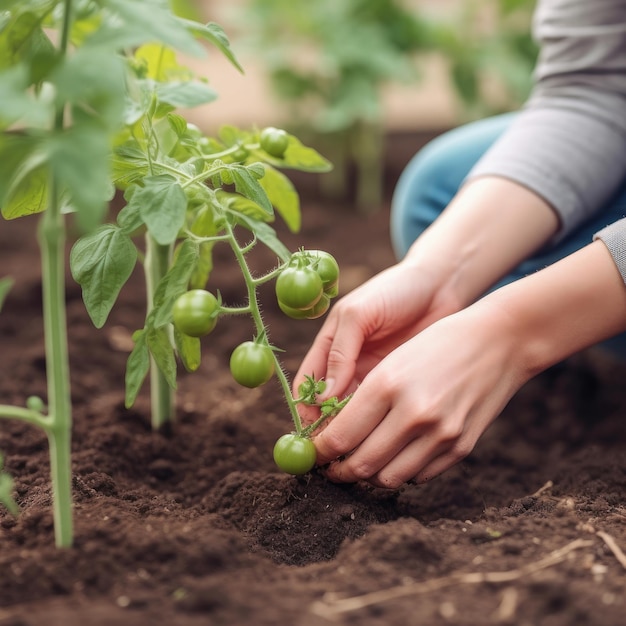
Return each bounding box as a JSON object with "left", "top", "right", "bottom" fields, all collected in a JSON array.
[
  {"left": 145, "top": 233, "right": 174, "bottom": 430},
  {"left": 38, "top": 176, "right": 73, "bottom": 548},
  {"left": 351, "top": 120, "right": 384, "bottom": 214},
  {"left": 29, "top": 0, "right": 75, "bottom": 549}
]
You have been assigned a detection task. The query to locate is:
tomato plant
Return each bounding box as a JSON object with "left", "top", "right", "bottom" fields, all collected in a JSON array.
[
  {"left": 230, "top": 341, "right": 275, "bottom": 388},
  {"left": 0, "top": 0, "right": 337, "bottom": 545}
]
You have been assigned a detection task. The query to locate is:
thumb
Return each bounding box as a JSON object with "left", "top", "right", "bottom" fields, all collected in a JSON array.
[{"left": 318, "top": 313, "right": 364, "bottom": 399}]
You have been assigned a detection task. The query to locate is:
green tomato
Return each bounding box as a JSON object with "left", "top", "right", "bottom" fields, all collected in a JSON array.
[
  {"left": 279, "top": 293, "right": 330, "bottom": 320},
  {"left": 172, "top": 289, "right": 219, "bottom": 337},
  {"left": 273, "top": 434, "right": 317, "bottom": 475},
  {"left": 229, "top": 341, "right": 275, "bottom": 388},
  {"left": 260, "top": 127, "right": 289, "bottom": 158},
  {"left": 230, "top": 146, "right": 249, "bottom": 162},
  {"left": 300, "top": 250, "right": 340, "bottom": 293},
  {"left": 276, "top": 265, "right": 323, "bottom": 311}
]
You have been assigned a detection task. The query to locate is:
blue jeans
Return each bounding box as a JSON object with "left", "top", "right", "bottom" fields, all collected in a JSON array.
[{"left": 390, "top": 113, "right": 626, "bottom": 356}]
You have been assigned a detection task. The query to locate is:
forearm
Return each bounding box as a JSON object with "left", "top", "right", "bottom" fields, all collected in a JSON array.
[
  {"left": 486, "top": 240, "right": 626, "bottom": 376},
  {"left": 402, "top": 175, "right": 559, "bottom": 308}
]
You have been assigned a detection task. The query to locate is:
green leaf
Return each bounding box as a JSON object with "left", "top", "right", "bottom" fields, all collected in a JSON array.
[
  {"left": 146, "top": 326, "right": 177, "bottom": 389},
  {"left": 173, "top": 327, "right": 201, "bottom": 372},
  {"left": 149, "top": 239, "right": 199, "bottom": 328},
  {"left": 0, "top": 470, "right": 18, "bottom": 516},
  {"left": 0, "top": 276, "right": 13, "bottom": 311},
  {"left": 180, "top": 20, "right": 244, "bottom": 73},
  {"left": 0, "top": 63, "right": 53, "bottom": 128},
  {"left": 47, "top": 124, "right": 112, "bottom": 231},
  {"left": 0, "top": 132, "right": 40, "bottom": 205},
  {"left": 70, "top": 224, "right": 138, "bottom": 328},
  {"left": 155, "top": 80, "right": 218, "bottom": 108},
  {"left": 111, "top": 143, "right": 150, "bottom": 190},
  {"left": 128, "top": 174, "right": 187, "bottom": 245},
  {"left": 0, "top": 9, "right": 55, "bottom": 71},
  {"left": 125, "top": 330, "right": 150, "bottom": 408},
  {"left": 50, "top": 44, "right": 126, "bottom": 127},
  {"left": 256, "top": 135, "right": 332, "bottom": 173},
  {"left": 257, "top": 164, "right": 301, "bottom": 232},
  {"left": 230, "top": 165, "right": 273, "bottom": 216},
  {"left": 90, "top": 0, "right": 205, "bottom": 57},
  {"left": 2, "top": 163, "right": 48, "bottom": 219},
  {"left": 134, "top": 43, "right": 191, "bottom": 81}
]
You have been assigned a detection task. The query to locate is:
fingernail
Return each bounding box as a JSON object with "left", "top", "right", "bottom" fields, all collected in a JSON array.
[{"left": 321, "top": 378, "right": 334, "bottom": 398}]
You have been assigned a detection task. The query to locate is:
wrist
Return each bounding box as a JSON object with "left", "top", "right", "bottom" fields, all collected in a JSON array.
[{"left": 483, "top": 241, "right": 626, "bottom": 376}]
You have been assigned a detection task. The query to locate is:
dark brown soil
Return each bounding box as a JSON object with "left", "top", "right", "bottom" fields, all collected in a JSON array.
[{"left": 0, "top": 134, "right": 625, "bottom": 625}]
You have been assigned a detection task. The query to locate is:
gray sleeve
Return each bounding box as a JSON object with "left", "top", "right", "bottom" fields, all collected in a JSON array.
[
  {"left": 594, "top": 218, "right": 626, "bottom": 285},
  {"left": 465, "top": 0, "right": 626, "bottom": 243}
]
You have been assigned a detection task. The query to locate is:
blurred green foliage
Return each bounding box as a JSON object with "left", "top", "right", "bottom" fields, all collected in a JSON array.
[{"left": 235, "top": 0, "right": 538, "bottom": 209}]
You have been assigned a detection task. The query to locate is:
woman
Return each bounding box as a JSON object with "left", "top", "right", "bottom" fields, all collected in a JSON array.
[{"left": 294, "top": 0, "right": 626, "bottom": 488}]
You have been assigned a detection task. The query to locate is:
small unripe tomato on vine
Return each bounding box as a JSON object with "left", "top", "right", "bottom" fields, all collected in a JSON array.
[
  {"left": 229, "top": 341, "right": 275, "bottom": 388},
  {"left": 260, "top": 127, "right": 289, "bottom": 158},
  {"left": 275, "top": 265, "right": 323, "bottom": 311},
  {"left": 273, "top": 433, "right": 317, "bottom": 475},
  {"left": 172, "top": 289, "right": 219, "bottom": 337},
  {"left": 279, "top": 293, "right": 330, "bottom": 320},
  {"left": 295, "top": 249, "right": 340, "bottom": 295}
]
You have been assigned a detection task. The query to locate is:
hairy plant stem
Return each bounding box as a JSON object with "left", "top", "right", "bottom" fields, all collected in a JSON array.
[
  {"left": 224, "top": 220, "right": 303, "bottom": 433},
  {"left": 145, "top": 234, "right": 174, "bottom": 430}
]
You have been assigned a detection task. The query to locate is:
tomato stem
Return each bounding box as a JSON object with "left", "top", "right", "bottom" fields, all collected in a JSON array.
[
  {"left": 29, "top": 0, "right": 76, "bottom": 548},
  {"left": 224, "top": 220, "right": 303, "bottom": 433},
  {"left": 145, "top": 234, "right": 175, "bottom": 430}
]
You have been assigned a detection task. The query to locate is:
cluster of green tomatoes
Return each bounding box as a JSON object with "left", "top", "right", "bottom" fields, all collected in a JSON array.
[{"left": 171, "top": 248, "right": 340, "bottom": 475}]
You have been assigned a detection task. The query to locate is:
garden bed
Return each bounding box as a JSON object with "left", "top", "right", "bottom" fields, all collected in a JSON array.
[{"left": 0, "top": 149, "right": 625, "bottom": 625}]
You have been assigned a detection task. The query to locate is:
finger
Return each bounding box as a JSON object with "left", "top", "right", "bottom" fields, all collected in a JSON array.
[
  {"left": 312, "top": 380, "right": 391, "bottom": 465},
  {"left": 292, "top": 313, "right": 338, "bottom": 388},
  {"left": 320, "top": 402, "right": 424, "bottom": 483},
  {"left": 317, "top": 306, "right": 370, "bottom": 398},
  {"left": 370, "top": 423, "right": 475, "bottom": 489}
]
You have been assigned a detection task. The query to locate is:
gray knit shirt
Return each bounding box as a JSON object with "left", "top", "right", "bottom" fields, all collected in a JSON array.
[{"left": 466, "top": 0, "right": 626, "bottom": 283}]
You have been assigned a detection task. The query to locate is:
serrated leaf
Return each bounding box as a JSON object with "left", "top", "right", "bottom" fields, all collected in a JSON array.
[
  {"left": 70, "top": 224, "right": 138, "bottom": 328},
  {"left": 111, "top": 143, "right": 150, "bottom": 190},
  {"left": 50, "top": 44, "right": 126, "bottom": 127},
  {"left": 156, "top": 80, "right": 218, "bottom": 108},
  {"left": 257, "top": 164, "right": 301, "bottom": 232},
  {"left": 47, "top": 124, "right": 112, "bottom": 231},
  {"left": 0, "top": 63, "right": 53, "bottom": 128},
  {"left": 149, "top": 239, "right": 199, "bottom": 328},
  {"left": 146, "top": 326, "right": 177, "bottom": 390},
  {"left": 134, "top": 43, "right": 191, "bottom": 81},
  {"left": 180, "top": 19, "right": 244, "bottom": 73},
  {"left": 90, "top": 0, "right": 205, "bottom": 58},
  {"left": 174, "top": 327, "right": 201, "bottom": 372},
  {"left": 125, "top": 330, "right": 150, "bottom": 408},
  {"left": 2, "top": 163, "right": 47, "bottom": 219},
  {"left": 230, "top": 165, "right": 273, "bottom": 216},
  {"left": 128, "top": 174, "right": 187, "bottom": 245},
  {"left": 0, "top": 132, "right": 40, "bottom": 204}
]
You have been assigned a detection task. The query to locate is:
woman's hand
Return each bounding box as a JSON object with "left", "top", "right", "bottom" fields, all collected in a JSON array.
[
  {"left": 306, "top": 240, "right": 626, "bottom": 489},
  {"left": 293, "top": 257, "right": 462, "bottom": 407},
  {"left": 311, "top": 300, "right": 527, "bottom": 488}
]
